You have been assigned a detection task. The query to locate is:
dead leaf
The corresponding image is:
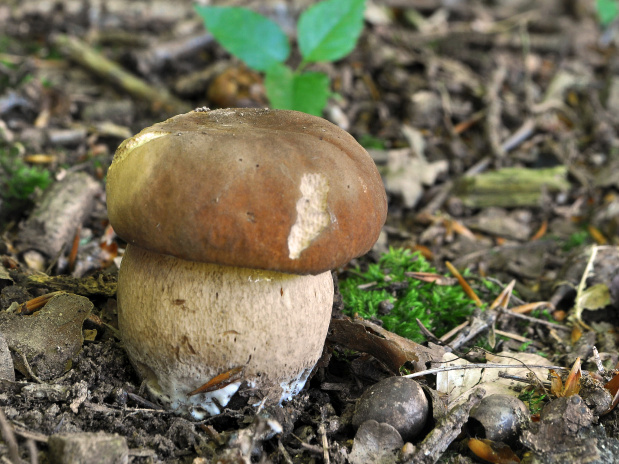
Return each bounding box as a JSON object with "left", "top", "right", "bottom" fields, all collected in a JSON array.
[
  {"left": 0, "top": 293, "right": 92, "bottom": 380},
  {"left": 577, "top": 283, "right": 611, "bottom": 311},
  {"left": 437, "top": 352, "right": 554, "bottom": 407},
  {"left": 327, "top": 317, "right": 444, "bottom": 373},
  {"left": 383, "top": 134, "right": 448, "bottom": 208},
  {"left": 468, "top": 438, "right": 520, "bottom": 464}
]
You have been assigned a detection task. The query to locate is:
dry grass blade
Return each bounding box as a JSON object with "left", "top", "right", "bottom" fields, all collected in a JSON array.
[
  {"left": 0, "top": 407, "right": 20, "bottom": 464},
  {"left": 489, "top": 280, "right": 515, "bottom": 310},
  {"left": 405, "top": 271, "right": 455, "bottom": 285},
  {"left": 510, "top": 302, "right": 555, "bottom": 314},
  {"left": 587, "top": 224, "right": 607, "bottom": 245},
  {"left": 445, "top": 261, "right": 482, "bottom": 307},
  {"left": 187, "top": 366, "right": 244, "bottom": 397},
  {"left": 17, "top": 291, "right": 65, "bottom": 315},
  {"left": 563, "top": 357, "right": 582, "bottom": 396},
  {"left": 447, "top": 218, "right": 477, "bottom": 240},
  {"left": 530, "top": 219, "right": 547, "bottom": 241},
  {"left": 68, "top": 225, "right": 81, "bottom": 273},
  {"left": 551, "top": 358, "right": 581, "bottom": 397}
]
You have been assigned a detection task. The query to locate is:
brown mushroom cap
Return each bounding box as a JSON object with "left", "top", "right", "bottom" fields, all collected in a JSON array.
[{"left": 106, "top": 108, "right": 387, "bottom": 275}]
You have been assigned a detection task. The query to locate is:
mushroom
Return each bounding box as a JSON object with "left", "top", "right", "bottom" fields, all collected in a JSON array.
[{"left": 106, "top": 108, "right": 387, "bottom": 419}]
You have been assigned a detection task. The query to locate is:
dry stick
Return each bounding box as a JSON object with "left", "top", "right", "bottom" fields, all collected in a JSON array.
[
  {"left": 573, "top": 245, "right": 599, "bottom": 326},
  {"left": 497, "top": 307, "right": 570, "bottom": 331},
  {"left": 501, "top": 117, "right": 536, "bottom": 152},
  {"left": 520, "top": 20, "right": 535, "bottom": 111},
  {"left": 51, "top": 34, "right": 190, "bottom": 115},
  {"left": 592, "top": 346, "right": 605, "bottom": 375},
  {"left": 318, "top": 422, "right": 330, "bottom": 464},
  {"left": 494, "top": 328, "right": 538, "bottom": 345},
  {"left": 15, "top": 350, "right": 44, "bottom": 384},
  {"left": 25, "top": 439, "right": 38, "bottom": 464},
  {"left": 439, "top": 321, "right": 469, "bottom": 343},
  {"left": 11, "top": 426, "right": 48, "bottom": 444},
  {"left": 498, "top": 371, "right": 551, "bottom": 387},
  {"left": 277, "top": 440, "right": 294, "bottom": 464},
  {"left": 448, "top": 310, "right": 496, "bottom": 351},
  {"left": 319, "top": 406, "right": 330, "bottom": 464},
  {"left": 17, "top": 172, "right": 100, "bottom": 269},
  {"left": 485, "top": 56, "right": 508, "bottom": 159},
  {"left": 402, "top": 362, "right": 569, "bottom": 380},
  {"left": 405, "top": 389, "right": 485, "bottom": 464},
  {"left": 0, "top": 408, "right": 20, "bottom": 464}
]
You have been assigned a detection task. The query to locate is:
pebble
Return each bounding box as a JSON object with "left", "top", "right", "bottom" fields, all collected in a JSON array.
[
  {"left": 468, "top": 394, "right": 529, "bottom": 444},
  {"left": 352, "top": 376, "right": 429, "bottom": 441}
]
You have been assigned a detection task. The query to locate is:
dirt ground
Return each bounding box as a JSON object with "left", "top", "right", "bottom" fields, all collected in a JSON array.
[{"left": 2, "top": 0, "right": 619, "bottom": 463}]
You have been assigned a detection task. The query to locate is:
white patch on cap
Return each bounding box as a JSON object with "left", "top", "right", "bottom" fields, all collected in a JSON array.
[{"left": 287, "top": 173, "right": 329, "bottom": 260}]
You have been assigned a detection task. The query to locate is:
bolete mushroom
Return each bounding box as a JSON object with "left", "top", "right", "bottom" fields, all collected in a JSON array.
[{"left": 106, "top": 108, "right": 387, "bottom": 419}]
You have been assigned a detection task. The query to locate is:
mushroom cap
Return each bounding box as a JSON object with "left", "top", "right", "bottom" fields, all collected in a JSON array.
[{"left": 106, "top": 108, "right": 387, "bottom": 275}]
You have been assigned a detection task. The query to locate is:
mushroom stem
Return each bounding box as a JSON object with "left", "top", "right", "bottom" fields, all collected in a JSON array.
[{"left": 117, "top": 244, "right": 334, "bottom": 419}]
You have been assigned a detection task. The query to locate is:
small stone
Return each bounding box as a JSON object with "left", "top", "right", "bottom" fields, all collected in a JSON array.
[
  {"left": 378, "top": 300, "right": 395, "bottom": 315},
  {"left": 352, "top": 377, "right": 429, "bottom": 441},
  {"left": 468, "top": 394, "right": 529, "bottom": 444},
  {"left": 48, "top": 432, "right": 128, "bottom": 464}
]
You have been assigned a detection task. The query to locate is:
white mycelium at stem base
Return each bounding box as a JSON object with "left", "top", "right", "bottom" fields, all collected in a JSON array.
[{"left": 117, "top": 244, "right": 334, "bottom": 419}]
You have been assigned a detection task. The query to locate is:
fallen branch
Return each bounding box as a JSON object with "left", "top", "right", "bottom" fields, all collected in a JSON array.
[{"left": 51, "top": 34, "right": 190, "bottom": 115}]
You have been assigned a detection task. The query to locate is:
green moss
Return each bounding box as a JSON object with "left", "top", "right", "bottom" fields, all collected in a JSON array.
[
  {"left": 0, "top": 147, "right": 51, "bottom": 201},
  {"left": 561, "top": 230, "right": 590, "bottom": 251},
  {"left": 339, "top": 248, "right": 488, "bottom": 343},
  {"left": 519, "top": 388, "right": 547, "bottom": 415}
]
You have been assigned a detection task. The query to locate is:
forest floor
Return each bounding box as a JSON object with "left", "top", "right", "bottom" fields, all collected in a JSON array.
[{"left": 2, "top": 0, "right": 619, "bottom": 463}]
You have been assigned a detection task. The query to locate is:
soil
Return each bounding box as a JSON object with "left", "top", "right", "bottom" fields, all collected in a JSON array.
[{"left": 2, "top": 0, "right": 619, "bottom": 463}]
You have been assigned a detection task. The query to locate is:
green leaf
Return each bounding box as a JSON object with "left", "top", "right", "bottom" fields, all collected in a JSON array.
[
  {"left": 597, "top": 0, "right": 619, "bottom": 26},
  {"left": 265, "top": 64, "right": 330, "bottom": 116},
  {"left": 195, "top": 6, "right": 290, "bottom": 71},
  {"left": 297, "top": 0, "right": 365, "bottom": 64},
  {"left": 264, "top": 64, "right": 294, "bottom": 109}
]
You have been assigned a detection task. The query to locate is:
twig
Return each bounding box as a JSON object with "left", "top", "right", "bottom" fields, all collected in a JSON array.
[
  {"left": 318, "top": 423, "right": 330, "bottom": 464},
  {"left": 25, "top": 439, "right": 37, "bottom": 464},
  {"left": 497, "top": 307, "right": 570, "bottom": 331},
  {"left": 278, "top": 440, "right": 294, "bottom": 464},
  {"left": 501, "top": 118, "right": 536, "bottom": 152},
  {"left": 448, "top": 310, "right": 496, "bottom": 351},
  {"left": 520, "top": 20, "right": 535, "bottom": 111},
  {"left": 405, "top": 389, "right": 485, "bottom": 464},
  {"left": 494, "top": 328, "right": 537, "bottom": 345},
  {"left": 416, "top": 318, "right": 440, "bottom": 342},
  {"left": 485, "top": 56, "right": 507, "bottom": 159},
  {"left": 498, "top": 371, "right": 551, "bottom": 387},
  {"left": 0, "top": 408, "right": 20, "bottom": 464},
  {"left": 592, "top": 346, "right": 605, "bottom": 375},
  {"left": 403, "top": 362, "right": 568, "bottom": 380},
  {"left": 572, "top": 245, "right": 598, "bottom": 326},
  {"left": 51, "top": 34, "right": 190, "bottom": 115},
  {"left": 11, "top": 426, "right": 48, "bottom": 444},
  {"left": 439, "top": 321, "right": 469, "bottom": 346},
  {"left": 14, "top": 350, "right": 44, "bottom": 384}
]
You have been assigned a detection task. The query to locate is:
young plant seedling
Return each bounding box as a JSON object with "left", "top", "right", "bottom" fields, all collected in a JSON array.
[
  {"left": 195, "top": 0, "right": 365, "bottom": 116},
  {"left": 596, "top": 0, "right": 619, "bottom": 27}
]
